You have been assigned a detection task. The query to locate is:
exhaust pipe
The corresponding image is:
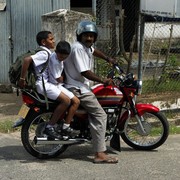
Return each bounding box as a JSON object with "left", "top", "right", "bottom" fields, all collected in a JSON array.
[{"left": 35, "top": 137, "right": 89, "bottom": 145}]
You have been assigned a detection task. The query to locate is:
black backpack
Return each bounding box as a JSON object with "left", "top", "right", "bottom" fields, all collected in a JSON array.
[
  {"left": 9, "top": 47, "right": 49, "bottom": 90},
  {"left": 9, "top": 48, "right": 50, "bottom": 109}
]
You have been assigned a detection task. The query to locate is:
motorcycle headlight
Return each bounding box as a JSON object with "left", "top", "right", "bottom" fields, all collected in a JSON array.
[{"left": 136, "top": 80, "right": 142, "bottom": 95}]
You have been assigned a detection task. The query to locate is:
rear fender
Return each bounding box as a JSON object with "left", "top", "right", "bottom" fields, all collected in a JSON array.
[{"left": 12, "top": 117, "right": 25, "bottom": 128}]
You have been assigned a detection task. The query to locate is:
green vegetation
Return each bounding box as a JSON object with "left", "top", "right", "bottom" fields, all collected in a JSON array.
[
  {"left": 168, "top": 55, "right": 179, "bottom": 67},
  {"left": 142, "top": 78, "right": 180, "bottom": 94},
  {"left": 169, "top": 125, "right": 180, "bottom": 134},
  {"left": 96, "top": 58, "right": 124, "bottom": 77},
  {"left": 0, "top": 120, "right": 17, "bottom": 133}
]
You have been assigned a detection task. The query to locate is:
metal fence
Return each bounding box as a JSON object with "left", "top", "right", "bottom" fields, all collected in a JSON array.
[
  {"left": 141, "top": 22, "right": 180, "bottom": 93},
  {"left": 95, "top": 0, "right": 180, "bottom": 95},
  {"left": 96, "top": 0, "right": 117, "bottom": 57},
  {"left": 95, "top": 0, "right": 118, "bottom": 79}
]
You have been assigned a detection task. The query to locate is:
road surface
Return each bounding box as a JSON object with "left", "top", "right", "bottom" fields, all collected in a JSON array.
[{"left": 0, "top": 133, "right": 180, "bottom": 180}]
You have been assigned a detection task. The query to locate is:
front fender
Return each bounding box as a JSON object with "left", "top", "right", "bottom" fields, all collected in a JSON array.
[
  {"left": 136, "top": 103, "right": 159, "bottom": 116},
  {"left": 117, "top": 103, "right": 160, "bottom": 130}
]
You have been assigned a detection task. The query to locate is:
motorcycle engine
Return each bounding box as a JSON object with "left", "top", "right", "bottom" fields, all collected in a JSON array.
[{"left": 104, "top": 107, "right": 119, "bottom": 134}]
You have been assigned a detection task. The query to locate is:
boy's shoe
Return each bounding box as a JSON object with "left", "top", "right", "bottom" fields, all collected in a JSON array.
[
  {"left": 60, "top": 126, "right": 79, "bottom": 137},
  {"left": 44, "top": 127, "right": 62, "bottom": 140}
]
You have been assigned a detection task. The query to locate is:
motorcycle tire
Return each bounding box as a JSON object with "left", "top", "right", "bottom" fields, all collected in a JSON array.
[
  {"left": 121, "top": 111, "right": 169, "bottom": 150},
  {"left": 21, "top": 109, "right": 68, "bottom": 159}
]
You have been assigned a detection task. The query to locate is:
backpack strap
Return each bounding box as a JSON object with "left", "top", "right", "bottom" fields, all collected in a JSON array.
[
  {"left": 35, "top": 48, "right": 50, "bottom": 76},
  {"left": 35, "top": 48, "right": 50, "bottom": 110},
  {"left": 42, "top": 75, "right": 49, "bottom": 110},
  {"left": 42, "top": 50, "right": 50, "bottom": 110}
]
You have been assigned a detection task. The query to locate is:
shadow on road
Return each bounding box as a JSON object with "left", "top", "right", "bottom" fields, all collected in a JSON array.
[{"left": 0, "top": 141, "right": 158, "bottom": 164}]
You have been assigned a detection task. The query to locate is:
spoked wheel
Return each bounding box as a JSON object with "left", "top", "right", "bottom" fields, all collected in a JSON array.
[
  {"left": 21, "top": 110, "right": 68, "bottom": 159},
  {"left": 121, "top": 112, "right": 169, "bottom": 150}
]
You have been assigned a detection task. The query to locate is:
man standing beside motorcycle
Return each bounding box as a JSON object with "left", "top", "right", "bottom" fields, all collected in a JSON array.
[{"left": 64, "top": 21, "right": 118, "bottom": 164}]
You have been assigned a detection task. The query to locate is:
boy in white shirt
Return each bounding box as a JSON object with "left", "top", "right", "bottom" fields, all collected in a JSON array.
[{"left": 48, "top": 41, "right": 80, "bottom": 136}]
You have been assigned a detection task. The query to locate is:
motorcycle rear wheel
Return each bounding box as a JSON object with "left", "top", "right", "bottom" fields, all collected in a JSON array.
[
  {"left": 121, "top": 111, "right": 169, "bottom": 150},
  {"left": 21, "top": 110, "right": 68, "bottom": 159}
]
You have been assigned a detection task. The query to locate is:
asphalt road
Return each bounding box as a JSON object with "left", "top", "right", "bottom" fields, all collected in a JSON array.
[{"left": 0, "top": 133, "right": 180, "bottom": 180}]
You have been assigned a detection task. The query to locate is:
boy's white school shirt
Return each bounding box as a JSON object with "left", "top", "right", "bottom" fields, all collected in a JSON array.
[
  {"left": 48, "top": 52, "right": 64, "bottom": 85},
  {"left": 31, "top": 46, "right": 52, "bottom": 83}
]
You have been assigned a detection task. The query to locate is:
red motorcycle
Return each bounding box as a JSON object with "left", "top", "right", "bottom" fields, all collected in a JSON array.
[{"left": 13, "top": 64, "right": 169, "bottom": 159}]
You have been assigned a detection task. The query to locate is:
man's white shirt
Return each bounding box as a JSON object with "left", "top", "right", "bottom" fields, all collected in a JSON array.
[{"left": 64, "top": 41, "right": 94, "bottom": 94}]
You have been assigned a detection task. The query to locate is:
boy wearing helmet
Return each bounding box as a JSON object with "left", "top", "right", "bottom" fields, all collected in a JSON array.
[{"left": 64, "top": 21, "right": 118, "bottom": 163}]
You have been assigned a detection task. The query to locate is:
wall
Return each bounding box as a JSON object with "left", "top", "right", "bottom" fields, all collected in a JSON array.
[
  {"left": 41, "top": 9, "right": 92, "bottom": 45},
  {"left": 0, "top": 0, "right": 70, "bottom": 84}
]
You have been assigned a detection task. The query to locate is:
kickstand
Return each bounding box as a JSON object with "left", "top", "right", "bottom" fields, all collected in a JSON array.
[{"left": 110, "top": 133, "right": 121, "bottom": 152}]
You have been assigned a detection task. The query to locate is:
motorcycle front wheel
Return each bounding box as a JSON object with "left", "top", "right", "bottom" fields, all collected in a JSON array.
[
  {"left": 121, "top": 111, "right": 169, "bottom": 150},
  {"left": 21, "top": 110, "right": 68, "bottom": 159}
]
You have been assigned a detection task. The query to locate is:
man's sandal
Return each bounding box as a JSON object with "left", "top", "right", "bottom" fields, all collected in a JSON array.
[{"left": 93, "top": 157, "right": 118, "bottom": 164}]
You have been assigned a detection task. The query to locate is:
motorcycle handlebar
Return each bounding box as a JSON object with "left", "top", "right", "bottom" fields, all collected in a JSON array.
[
  {"left": 107, "top": 63, "right": 124, "bottom": 79},
  {"left": 113, "top": 64, "right": 124, "bottom": 74},
  {"left": 108, "top": 64, "right": 135, "bottom": 86}
]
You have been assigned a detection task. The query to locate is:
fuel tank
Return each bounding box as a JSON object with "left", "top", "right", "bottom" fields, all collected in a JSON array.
[{"left": 91, "top": 84, "right": 123, "bottom": 106}]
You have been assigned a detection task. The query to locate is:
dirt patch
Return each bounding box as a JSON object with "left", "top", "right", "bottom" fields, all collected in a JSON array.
[
  {"left": 0, "top": 93, "right": 22, "bottom": 121},
  {"left": 138, "top": 92, "right": 180, "bottom": 103}
]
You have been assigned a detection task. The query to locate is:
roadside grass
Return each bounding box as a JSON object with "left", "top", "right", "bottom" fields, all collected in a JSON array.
[
  {"left": 166, "top": 111, "right": 180, "bottom": 134},
  {"left": 0, "top": 120, "right": 20, "bottom": 133},
  {"left": 169, "top": 125, "right": 180, "bottom": 135}
]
